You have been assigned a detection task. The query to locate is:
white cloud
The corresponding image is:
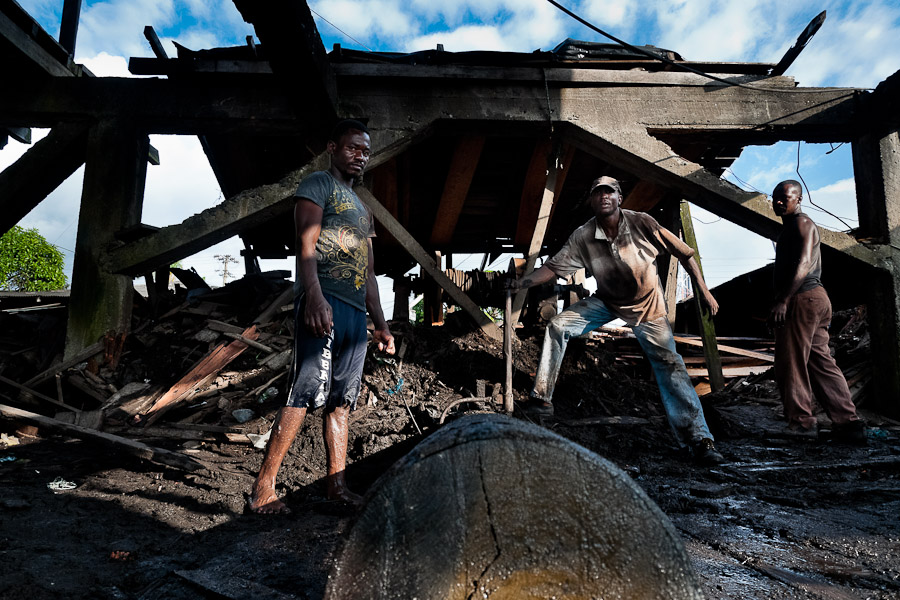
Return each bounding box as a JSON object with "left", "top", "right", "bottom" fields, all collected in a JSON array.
[
  {"left": 80, "top": 52, "right": 131, "bottom": 77},
  {"left": 582, "top": 0, "right": 640, "bottom": 30},
  {"left": 405, "top": 25, "right": 511, "bottom": 53},
  {"left": 75, "top": 0, "right": 177, "bottom": 61},
  {"left": 310, "top": 0, "right": 416, "bottom": 47}
]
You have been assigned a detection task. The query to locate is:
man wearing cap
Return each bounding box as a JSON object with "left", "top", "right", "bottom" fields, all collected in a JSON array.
[{"left": 508, "top": 176, "right": 724, "bottom": 465}]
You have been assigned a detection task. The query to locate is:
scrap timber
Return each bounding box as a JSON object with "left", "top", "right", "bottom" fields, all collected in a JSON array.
[{"left": 1, "top": 0, "right": 899, "bottom": 413}]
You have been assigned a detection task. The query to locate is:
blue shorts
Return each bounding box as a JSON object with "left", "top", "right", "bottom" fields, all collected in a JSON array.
[{"left": 286, "top": 293, "right": 367, "bottom": 410}]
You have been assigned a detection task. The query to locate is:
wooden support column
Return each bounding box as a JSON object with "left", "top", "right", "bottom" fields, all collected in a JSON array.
[
  {"left": 679, "top": 201, "right": 724, "bottom": 393},
  {"left": 392, "top": 277, "right": 411, "bottom": 322},
  {"left": 65, "top": 120, "right": 148, "bottom": 358},
  {"left": 424, "top": 251, "right": 444, "bottom": 326},
  {"left": 511, "top": 144, "right": 572, "bottom": 323},
  {"left": 852, "top": 127, "right": 900, "bottom": 414},
  {"left": 656, "top": 198, "right": 683, "bottom": 323}
]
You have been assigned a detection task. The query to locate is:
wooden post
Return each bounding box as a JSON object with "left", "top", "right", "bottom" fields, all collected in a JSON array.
[
  {"left": 679, "top": 201, "right": 724, "bottom": 393},
  {"left": 504, "top": 259, "right": 516, "bottom": 414},
  {"left": 852, "top": 127, "right": 900, "bottom": 415},
  {"left": 424, "top": 250, "right": 444, "bottom": 326},
  {"left": 65, "top": 120, "right": 147, "bottom": 358}
]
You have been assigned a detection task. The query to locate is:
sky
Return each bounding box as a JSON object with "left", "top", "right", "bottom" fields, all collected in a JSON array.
[{"left": 3, "top": 0, "right": 900, "bottom": 313}]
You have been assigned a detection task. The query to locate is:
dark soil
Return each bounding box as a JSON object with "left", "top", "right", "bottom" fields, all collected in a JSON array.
[{"left": 1, "top": 316, "right": 899, "bottom": 599}]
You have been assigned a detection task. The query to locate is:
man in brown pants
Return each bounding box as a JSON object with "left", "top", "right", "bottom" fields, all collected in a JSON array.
[{"left": 770, "top": 180, "right": 865, "bottom": 443}]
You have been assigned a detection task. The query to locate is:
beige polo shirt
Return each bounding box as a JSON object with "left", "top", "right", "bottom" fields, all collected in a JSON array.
[{"left": 544, "top": 209, "right": 694, "bottom": 325}]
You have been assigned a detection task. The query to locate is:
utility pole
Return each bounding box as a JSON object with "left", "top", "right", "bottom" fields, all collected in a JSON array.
[{"left": 214, "top": 254, "right": 239, "bottom": 286}]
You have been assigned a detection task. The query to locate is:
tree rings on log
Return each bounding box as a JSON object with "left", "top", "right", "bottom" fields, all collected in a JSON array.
[{"left": 325, "top": 414, "right": 703, "bottom": 599}]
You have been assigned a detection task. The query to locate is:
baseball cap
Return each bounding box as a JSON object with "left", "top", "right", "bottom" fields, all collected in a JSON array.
[{"left": 589, "top": 176, "right": 621, "bottom": 195}]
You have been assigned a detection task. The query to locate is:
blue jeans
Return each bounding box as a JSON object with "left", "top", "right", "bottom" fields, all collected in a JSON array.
[{"left": 532, "top": 296, "right": 713, "bottom": 447}]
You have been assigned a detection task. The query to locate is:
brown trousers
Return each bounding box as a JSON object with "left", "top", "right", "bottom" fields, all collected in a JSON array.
[{"left": 774, "top": 286, "right": 859, "bottom": 429}]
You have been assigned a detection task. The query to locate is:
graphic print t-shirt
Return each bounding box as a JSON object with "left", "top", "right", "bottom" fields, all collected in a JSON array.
[{"left": 294, "top": 171, "right": 374, "bottom": 311}]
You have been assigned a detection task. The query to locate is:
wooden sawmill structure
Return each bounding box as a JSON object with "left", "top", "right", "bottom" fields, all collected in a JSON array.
[{"left": 1, "top": 0, "right": 899, "bottom": 415}]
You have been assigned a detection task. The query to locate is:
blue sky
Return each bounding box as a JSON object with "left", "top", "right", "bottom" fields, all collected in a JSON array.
[{"left": 4, "top": 0, "right": 900, "bottom": 305}]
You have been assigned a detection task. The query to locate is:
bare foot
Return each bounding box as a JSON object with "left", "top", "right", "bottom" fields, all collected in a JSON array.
[{"left": 247, "top": 488, "right": 291, "bottom": 515}]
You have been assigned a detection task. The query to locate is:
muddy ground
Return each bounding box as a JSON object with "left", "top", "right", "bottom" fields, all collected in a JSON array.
[{"left": 1, "top": 316, "right": 899, "bottom": 599}]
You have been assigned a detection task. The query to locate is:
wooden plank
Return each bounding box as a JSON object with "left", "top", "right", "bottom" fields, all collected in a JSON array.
[
  {"left": 0, "top": 374, "right": 81, "bottom": 413},
  {"left": 680, "top": 200, "right": 724, "bottom": 392},
  {"left": 134, "top": 326, "right": 260, "bottom": 427},
  {"left": 0, "top": 403, "right": 204, "bottom": 472},
  {"left": 674, "top": 335, "right": 774, "bottom": 362},
  {"left": 429, "top": 135, "right": 485, "bottom": 246},
  {"left": 356, "top": 187, "right": 501, "bottom": 341},
  {"left": 686, "top": 366, "right": 771, "bottom": 377},
  {"left": 23, "top": 341, "right": 104, "bottom": 388},
  {"left": 0, "top": 122, "right": 88, "bottom": 236}
]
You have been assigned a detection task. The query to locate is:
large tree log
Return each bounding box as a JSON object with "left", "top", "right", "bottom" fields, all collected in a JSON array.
[{"left": 326, "top": 414, "right": 702, "bottom": 600}]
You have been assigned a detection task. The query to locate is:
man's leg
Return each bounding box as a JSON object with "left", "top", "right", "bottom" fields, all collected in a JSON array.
[
  {"left": 633, "top": 317, "right": 713, "bottom": 447},
  {"left": 322, "top": 296, "right": 368, "bottom": 504},
  {"left": 249, "top": 406, "right": 307, "bottom": 513},
  {"left": 532, "top": 297, "right": 615, "bottom": 402},
  {"left": 774, "top": 291, "right": 818, "bottom": 430},
  {"left": 323, "top": 405, "right": 360, "bottom": 504},
  {"left": 805, "top": 288, "right": 859, "bottom": 426}
]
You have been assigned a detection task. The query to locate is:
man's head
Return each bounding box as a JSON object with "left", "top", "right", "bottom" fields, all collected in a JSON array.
[
  {"left": 772, "top": 180, "right": 802, "bottom": 217},
  {"left": 588, "top": 176, "right": 623, "bottom": 218},
  {"left": 328, "top": 119, "right": 371, "bottom": 179}
]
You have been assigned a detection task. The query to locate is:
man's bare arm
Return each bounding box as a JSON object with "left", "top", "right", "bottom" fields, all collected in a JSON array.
[
  {"left": 295, "top": 199, "right": 331, "bottom": 337},
  {"left": 507, "top": 265, "right": 558, "bottom": 291}
]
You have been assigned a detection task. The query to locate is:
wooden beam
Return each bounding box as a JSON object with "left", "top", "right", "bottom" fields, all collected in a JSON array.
[
  {"left": 429, "top": 135, "right": 485, "bottom": 246},
  {"left": 0, "top": 403, "right": 204, "bottom": 471},
  {"left": 0, "top": 8, "right": 75, "bottom": 77},
  {"left": 511, "top": 147, "right": 568, "bottom": 322},
  {"left": 333, "top": 63, "right": 799, "bottom": 87},
  {"left": 233, "top": 0, "right": 337, "bottom": 131},
  {"left": 356, "top": 187, "right": 501, "bottom": 341},
  {"left": 514, "top": 138, "right": 553, "bottom": 245},
  {"left": 0, "top": 122, "right": 88, "bottom": 236},
  {"left": 104, "top": 153, "right": 328, "bottom": 275},
  {"left": 679, "top": 201, "right": 724, "bottom": 392},
  {"left": 59, "top": 0, "right": 83, "bottom": 55},
  {"left": 564, "top": 124, "right": 885, "bottom": 269},
  {"left": 66, "top": 120, "right": 147, "bottom": 357}
]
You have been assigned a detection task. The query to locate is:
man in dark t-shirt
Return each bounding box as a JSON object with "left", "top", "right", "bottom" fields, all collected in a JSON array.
[
  {"left": 770, "top": 180, "right": 864, "bottom": 443},
  {"left": 249, "top": 120, "right": 395, "bottom": 513}
]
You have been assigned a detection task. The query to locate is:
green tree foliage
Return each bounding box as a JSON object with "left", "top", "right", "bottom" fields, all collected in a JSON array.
[{"left": 0, "top": 226, "right": 67, "bottom": 291}]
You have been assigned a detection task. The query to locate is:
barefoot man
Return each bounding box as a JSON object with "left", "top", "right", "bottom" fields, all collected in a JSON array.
[{"left": 249, "top": 120, "right": 395, "bottom": 513}]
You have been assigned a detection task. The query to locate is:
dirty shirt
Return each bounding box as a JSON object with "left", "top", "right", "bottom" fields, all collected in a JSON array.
[
  {"left": 293, "top": 171, "right": 374, "bottom": 312},
  {"left": 544, "top": 209, "right": 694, "bottom": 325}
]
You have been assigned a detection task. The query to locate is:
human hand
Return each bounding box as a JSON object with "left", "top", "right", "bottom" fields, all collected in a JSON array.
[
  {"left": 373, "top": 327, "right": 395, "bottom": 354},
  {"left": 768, "top": 300, "right": 788, "bottom": 327},
  {"left": 304, "top": 293, "right": 333, "bottom": 337},
  {"left": 701, "top": 290, "right": 719, "bottom": 316}
]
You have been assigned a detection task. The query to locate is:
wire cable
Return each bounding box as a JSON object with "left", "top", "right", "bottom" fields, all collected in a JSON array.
[
  {"left": 309, "top": 7, "right": 375, "bottom": 52},
  {"left": 794, "top": 142, "right": 854, "bottom": 230},
  {"left": 543, "top": 0, "right": 869, "bottom": 95}
]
